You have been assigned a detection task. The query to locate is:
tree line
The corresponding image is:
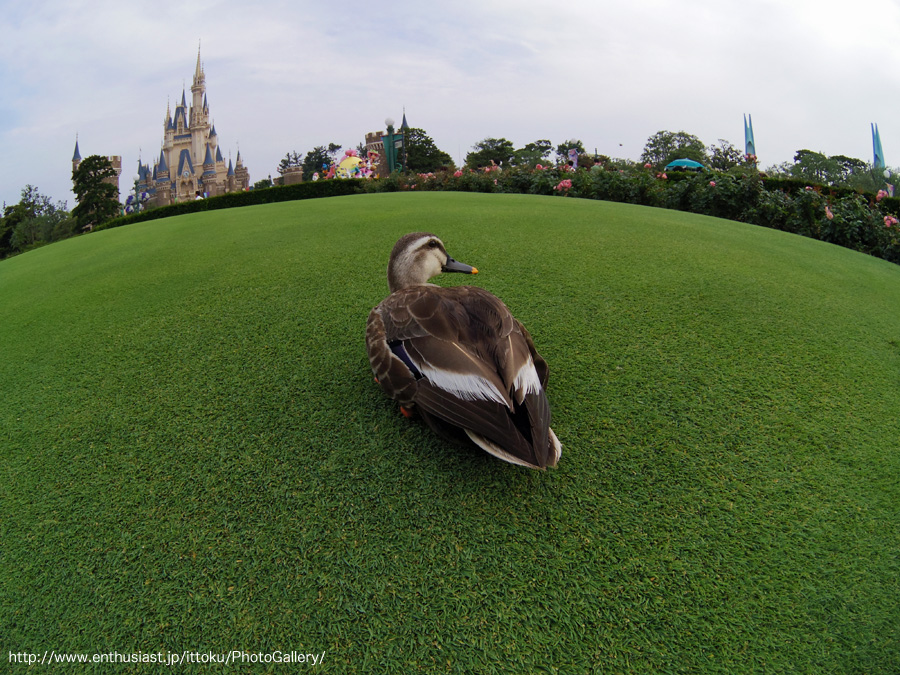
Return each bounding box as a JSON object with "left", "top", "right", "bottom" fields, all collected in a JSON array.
[
  {"left": 2, "top": 129, "right": 894, "bottom": 260},
  {"left": 1, "top": 154, "right": 119, "bottom": 259}
]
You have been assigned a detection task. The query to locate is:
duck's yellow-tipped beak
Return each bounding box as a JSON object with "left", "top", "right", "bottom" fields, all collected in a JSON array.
[{"left": 442, "top": 256, "right": 477, "bottom": 274}]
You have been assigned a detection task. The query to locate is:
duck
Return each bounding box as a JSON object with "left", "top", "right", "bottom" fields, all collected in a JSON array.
[{"left": 366, "top": 232, "right": 562, "bottom": 469}]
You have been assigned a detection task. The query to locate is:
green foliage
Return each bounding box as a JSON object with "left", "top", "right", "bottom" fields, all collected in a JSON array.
[
  {"left": 403, "top": 127, "right": 454, "bottom": 173},
  {"left": 301, "top": 145, "right": 334, "bottom": 180},
  {"left": 98, "top": 179, "right": 366, "bottom": 230},
  {"left": 71, "top": 154, "right": 900, "bottom": 269},
  {"left": 767, "top": 149, "right": 895, "bottom": 193},
  {"left": 465, "top": 137, "right": 515, "bottom": 168},
  {"left": 641, "top": 130, "right": 709, "bottom": 168},
  {"left": 0, "top": 185, "right": 73, "bottom": 258},
  {"left": 790, "top": 149, "right": 836, "bottom": 184},
  {"left": 555, "top": 138, "right": 585, "bottom": 164},
  {"left": 511, "top": 139, "right": 552, "bottom": 167},
  {"left": 71, "top": 155, "right": 119, "bottom": 229},
  {"left": 361, "top": 165, "right": 900, "bottom": 265},
  {"left": 707, "top": 139, "right": 746, "bottom": 170},
  {"left": 2, "top": 194, "right": 899, "bottom": 672}
]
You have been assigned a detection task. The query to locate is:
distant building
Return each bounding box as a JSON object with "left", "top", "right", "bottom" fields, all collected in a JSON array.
[
  {"left": 136, "top": 48, "right": 249, "bottom": 205},
  {"left": 71, "top": 137, "right": 123, "bottom": 199}
]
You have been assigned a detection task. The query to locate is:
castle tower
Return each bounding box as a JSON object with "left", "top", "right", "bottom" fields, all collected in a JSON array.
[
  {"left": 226, "top": 157, "right": 236, "bottom": 192},
  {"left": 134, "top": 47, "right": 248, "bottom": 205},
  {"left": 72, "top": 136, "right": 82, "bottom": 173}
]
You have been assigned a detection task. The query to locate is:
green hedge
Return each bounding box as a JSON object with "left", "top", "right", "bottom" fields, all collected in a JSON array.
[
  {"left": 96, "top": 168, "right": 900, "bottom": 265},
  {"left": 98, "top": 179, "right": 366, "bottom": 231},
  {"left": 362, "top": 166, "right": 900, "bottom": 265}
]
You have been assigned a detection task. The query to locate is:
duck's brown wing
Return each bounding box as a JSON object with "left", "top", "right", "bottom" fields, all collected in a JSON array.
[
  {"left": 366, "top": 305, "right": 418, "bottom": 408},
  {"left": 367, "top": 285, "right": 557, "bottom": 468}
]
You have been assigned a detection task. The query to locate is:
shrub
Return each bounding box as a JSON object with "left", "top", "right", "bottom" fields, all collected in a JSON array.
[
  {"left": 99, "top": 180, "right": 366, "bottom": 231},
  {"left": 94, "top": 163, "right": 900, "bottom": 267}
]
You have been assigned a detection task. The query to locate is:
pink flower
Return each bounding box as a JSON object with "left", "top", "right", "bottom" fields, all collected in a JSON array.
[
  {"left": 709, "top": 181, "right": 716, "bottom": 187},
  {"left": 554, "top": 179, "right": 572, "bottom": 192},
  {"left": 825, "top": 206, "right": 834, "bottom": 220},
  {"left": 536, "top": 164, "right": 544, "bottom": 170},
  {"left": 644, "top": 163, "right": 652, "bottom": 169},
  {"left": 884, "top": 215, "right": 899, "bottom": 227},
  {"left": 454, "top": 170, "right": 463, "bottom": 177},
  {"left": 877, "top": 190, "right": 888, "bottom": 202}
]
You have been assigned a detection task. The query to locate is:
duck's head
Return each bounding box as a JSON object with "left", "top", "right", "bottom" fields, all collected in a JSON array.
[{"left": 387, "top": 232, "right": 478, "bottom": 292}]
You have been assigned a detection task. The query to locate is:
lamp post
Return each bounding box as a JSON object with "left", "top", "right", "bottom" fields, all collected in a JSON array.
[
  {"left": 382, "top": 117, "right": 405, "bottom": 174},
  {"left": 384, "top": 118, "right": 396, "bottom": 173}
]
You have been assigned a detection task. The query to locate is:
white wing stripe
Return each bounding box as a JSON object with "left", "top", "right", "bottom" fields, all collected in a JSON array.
[
  {"left": 513, "top": 358, "right": 542, "bottom": 397},
  {"left": 419, "top": 363, "right": 509, "bottom": 406}
]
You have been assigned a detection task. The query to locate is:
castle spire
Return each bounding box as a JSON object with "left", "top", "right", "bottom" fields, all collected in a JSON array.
[
  {"left": 193, "top": 40, "right": 204, "bottom": 86},
  {"left": 72, "top": 134, "right": 82, "bottom": 173}
]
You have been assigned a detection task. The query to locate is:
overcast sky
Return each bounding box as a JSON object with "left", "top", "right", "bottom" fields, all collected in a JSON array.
[{"left": 3, "top": 0, "right": 900, "bottom": 208}]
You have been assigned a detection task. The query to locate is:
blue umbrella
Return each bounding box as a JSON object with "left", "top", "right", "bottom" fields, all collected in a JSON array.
[{"left": 665, "top": 158, "right": 706, "bottom": 171}]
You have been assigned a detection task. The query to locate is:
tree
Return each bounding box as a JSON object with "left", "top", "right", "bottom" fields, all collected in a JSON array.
[
  {"left": 465, "top": 138, "right": 515, "bottom": 169},
  {"left": 326, "top": 143, "right": 343, "bottom": 163},
  {"left": 277, "top": 151, "right": 303, "bottom": 176},
  {"left": 1, "top": 185, "right": 73, "bottom": 258},
  {"left": 404, "top": 128, "right": 454, "bottom": 173},
  {"left": 302, "top": 146, "right": 333, "bottom": 180},
  {"left": 556, "top": 139, "right": 585, "bottom": 164},
  {"left": 72, "top": 155, "right": 119, "bottom": 229},
  {"left": 830, "top": 155, "right": 868, "bottom": 185},
  {"left": 641, "top": 130, "right": 708, "bottom": 168},
  {"left": 512, "top": 140, "right": 552, "bottom": 167},
  {"left": 0, "top": 203, "right": 22, "bottom": 258},
  {"left": 707, "top": 139, "right": 745, "bottom": 170},
  {"left": 789, "top": 150, "right": 838, "bottom": 184}
]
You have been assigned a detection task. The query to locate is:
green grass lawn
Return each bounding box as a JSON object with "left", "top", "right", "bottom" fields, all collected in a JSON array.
[{"left": 2, "top": 192, "right": 898, "bottom": 673}]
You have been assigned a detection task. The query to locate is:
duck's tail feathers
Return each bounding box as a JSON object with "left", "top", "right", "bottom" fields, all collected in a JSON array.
[{"left": 464, "top": 427, "right": 562, "bottom": 470}]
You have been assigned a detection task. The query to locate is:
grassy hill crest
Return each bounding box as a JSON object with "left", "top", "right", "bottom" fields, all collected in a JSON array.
[{"left": 2, "top": 193, "right": 898, "bottom": 672}]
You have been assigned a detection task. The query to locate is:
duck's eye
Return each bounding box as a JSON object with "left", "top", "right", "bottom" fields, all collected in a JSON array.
[{"left": 427, "top": 240, "right": 439, "bottom": 248}]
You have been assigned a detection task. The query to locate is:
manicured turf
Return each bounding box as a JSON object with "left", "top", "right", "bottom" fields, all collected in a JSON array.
[{"left": 1, "top": 192, "right": 898, "bottom": 673}]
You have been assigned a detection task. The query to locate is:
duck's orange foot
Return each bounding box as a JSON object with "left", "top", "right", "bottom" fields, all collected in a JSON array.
[
  {"left": 374, "top": 376, "right": 379, "bottom": 384},
  {"left": 400, "top": 406, "right": 413, "bottom": 418}
]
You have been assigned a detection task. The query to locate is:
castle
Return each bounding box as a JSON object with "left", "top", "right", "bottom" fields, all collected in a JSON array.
[{"left": 135, "top": 48, "right": 249, "bottom": 205}]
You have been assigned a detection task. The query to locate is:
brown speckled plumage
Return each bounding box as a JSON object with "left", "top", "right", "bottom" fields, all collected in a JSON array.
[{"left": 366, "top": 233, "right": 561, "bottom": 469}]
